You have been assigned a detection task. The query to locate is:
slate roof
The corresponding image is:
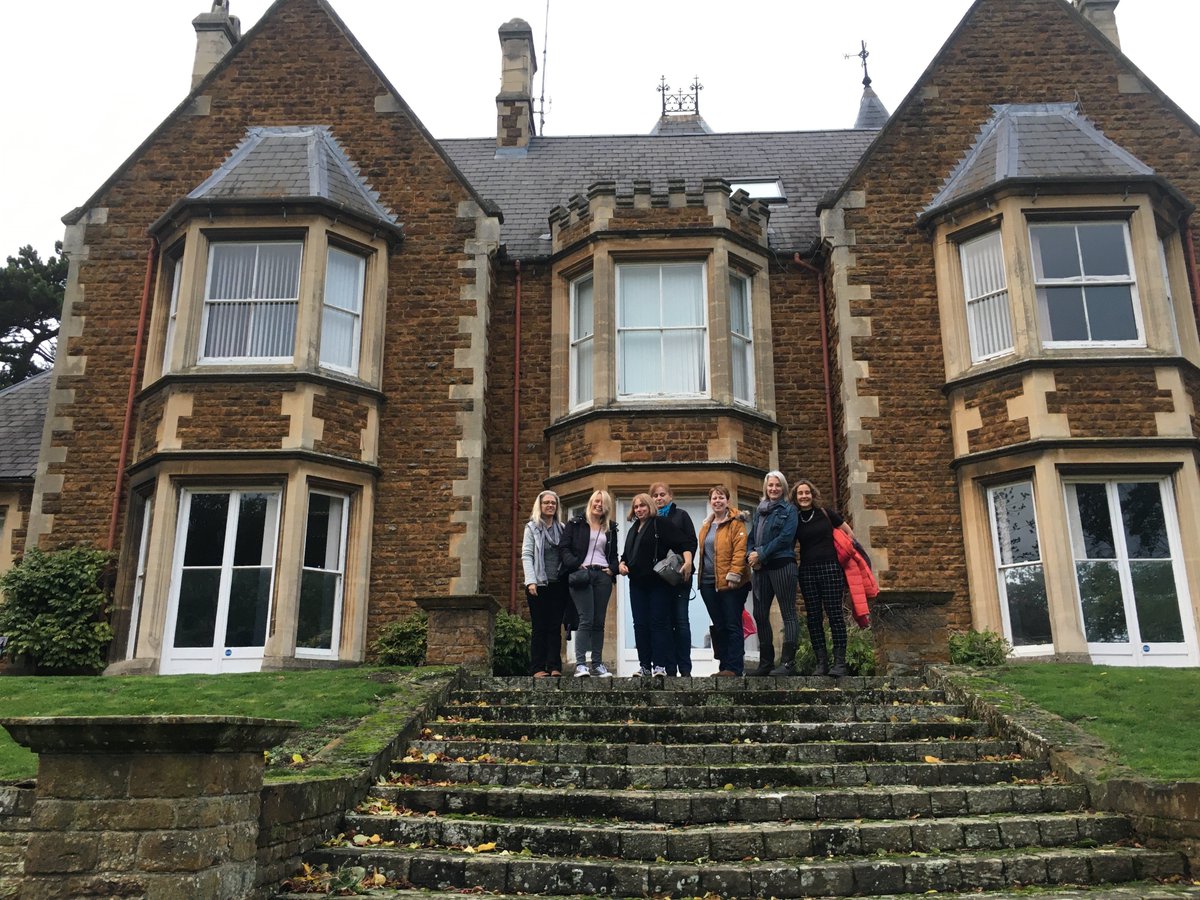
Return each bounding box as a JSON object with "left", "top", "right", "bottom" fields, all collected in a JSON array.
[
  {"left": 923, "top": 103, "right": 1155, "bottom": 219},
  {"left": 442, "top": 130, "right": 878, "bottom": 258},
  {"left": 160, "top": 125, "right": 402, "bottom": 236},
  {"left": 0, "top": 372, "right": 50, "bottom": 481},
  {"left": 854, "top": 86, "right": 890, "bottom": 130}
]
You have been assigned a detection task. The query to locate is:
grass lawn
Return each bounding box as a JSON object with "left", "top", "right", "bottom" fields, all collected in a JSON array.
[
  {"left": 0, "top": 667, "right": 450, "bottom": 783},
  {"left": 983, "top": 663, "right": 1200, "bottom": 782}
]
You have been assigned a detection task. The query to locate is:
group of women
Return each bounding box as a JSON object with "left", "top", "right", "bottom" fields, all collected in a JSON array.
[{"left": 519, "top": 471, "right": 857, "bottom": 678}]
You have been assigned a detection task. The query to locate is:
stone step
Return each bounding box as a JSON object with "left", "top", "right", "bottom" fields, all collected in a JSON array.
[
  {"left": 339, "top": 809, "right": 1130, "bottom": 860},
  {"left": 278, "top": 886, "right": 1200, "bottom": 900},
  {"left": 406, "top": 736, "right": 1023, "bottom": 765},
  {"left": 417, "top": 718, "right": 991, "bottom": 743},
  {"left": 385, "top": 756, "right": 1050, "bottom": 790},
  {"left": 429, "top": 701, "right": 968, "bottom": 724},
  {"left": 462, "top": 674, "right": 929, "bottom": 691},
  {"left": 300, "top": 844, "right": 1186, "bottom": 897},
  {"left": 373, "top": 781, "right": 1090, "bottom": 824},
  {"left": 448, "top": 686, "right": 949, "bottom": 706}
]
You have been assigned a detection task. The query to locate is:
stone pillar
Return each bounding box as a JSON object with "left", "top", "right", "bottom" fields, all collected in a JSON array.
[
  {"left": 416, "top": 594, "right": 502, "bottom": 671},
  {"left": 1073, "top": 0, "right": 1120, "bottom": 48},
  {"left": 495, "top": 18, "right": 537, "bottom": 150},
  {"left": 0, "top": 716, "right": 294, "bottom": 900},
  {"left": 192, "top": 0, "right": 242, "bottom": 89}
]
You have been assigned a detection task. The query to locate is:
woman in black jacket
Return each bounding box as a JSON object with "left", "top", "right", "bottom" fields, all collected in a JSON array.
[
  {"left": 619, "top": 492, "right": 685, "bottom": 676},
  {"left": 559, "top": 490, "right": 619, "bottom": 677}
]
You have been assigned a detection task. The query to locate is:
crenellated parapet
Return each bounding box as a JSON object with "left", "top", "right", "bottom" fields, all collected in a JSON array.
[{"left": 549, "top": 178, "right": 769, "bottom": 253}]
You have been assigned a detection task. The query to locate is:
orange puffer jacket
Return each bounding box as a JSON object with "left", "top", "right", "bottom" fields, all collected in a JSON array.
[
  {"left": 832, "top": 527, "right": 877, "bottom": 628},
  {"left": 695, "top": 513, "right": 750, "bottom": 589}
]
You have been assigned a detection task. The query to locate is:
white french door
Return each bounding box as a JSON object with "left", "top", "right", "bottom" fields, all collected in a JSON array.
[
  {"left": 1065, "top": 477, "right": 1197, "bottom": 666},
  {"left": 161, "top": 488, "right": 281, "bottom": 674}
]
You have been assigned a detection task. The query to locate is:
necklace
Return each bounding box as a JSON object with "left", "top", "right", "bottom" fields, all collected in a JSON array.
[{"left": 799, "top": 508, "right": 816, "bottom": 523}]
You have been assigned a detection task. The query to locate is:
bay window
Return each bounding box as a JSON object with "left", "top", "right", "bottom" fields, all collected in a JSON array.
[
  {"left": 1030, "top": 221, "right": 1142, "bottom": 346},
  {"left": 200, "top": 241, "right": 302, "bottom": 362},
  {"left": 617, "top": 262, "right": 707, "bottom": 398}
]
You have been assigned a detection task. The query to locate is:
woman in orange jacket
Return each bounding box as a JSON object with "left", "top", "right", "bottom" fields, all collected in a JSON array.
[{"left": 695, "top": 485, "right": 750, "bottom": 676}]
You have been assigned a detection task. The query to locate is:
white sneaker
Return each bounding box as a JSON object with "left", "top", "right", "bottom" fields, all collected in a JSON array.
[
  {"left": 574, "top": 664, "right": 590, "bottom": 677},
  {"left": 634, "top": 666, "right": 652, "bottom": 677},
  {"left": 651, "top": 666, "right": 667, "bottom": 677},
  {"left": 592, "top": 663, "right": 613, "bottom": 678}
]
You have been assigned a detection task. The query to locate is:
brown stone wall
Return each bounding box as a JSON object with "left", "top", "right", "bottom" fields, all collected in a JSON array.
[
  {"left": 1186, "top": 368, "right": 1200, "bottom": 440},
  {"left": 961, "top": 373, "right": 1030, "bottom": 455},
  {"left": 0, "top": 784, "right": 33, "bottom": 898},
  {"left": 311, "top": 385, "right": 373, "bottom": 460},
  {"left": 1046, "top": 367, "right": 1174, "bottom": 438},
  {"left": 830, "top": 0, "right": 1200, "bottom": 643},
  {"left": 172, "top": 382, "right": 293, "bottom": 451},
  {"left": 32, "top": 0, "right": 482, "bottom": 642},
  {"left": 608, "top": 207, "right": 713, "bottom": 230}
]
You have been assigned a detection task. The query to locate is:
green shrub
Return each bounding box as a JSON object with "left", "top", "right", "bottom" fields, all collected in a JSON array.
[
  {"left": 371, "top": 610, "right": 427, "bottom": 666},
  {"left": 948, "top": 629, "right": 1011, "bottom": 667},
  {"left": 793, "top": 621, "right": 877, "bottom": 675},
  {"left": 0, "top": 547, "right": 115, "bottom": 673},
  {"left": 492, "top": 610, "right": 532, "bottom": 677}
]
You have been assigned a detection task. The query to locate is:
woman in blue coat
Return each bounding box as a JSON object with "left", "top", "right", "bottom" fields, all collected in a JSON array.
[{"left": 746, "top": 470, "right": 799, "bottom": 675}]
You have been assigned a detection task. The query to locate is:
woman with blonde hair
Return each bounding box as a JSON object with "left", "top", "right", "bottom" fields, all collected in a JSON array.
[
  {"left": 619, "top": 492, "right": 686, "bottom": 676},
  {"left": 559, "top": 490, "right": 619, "bottom": 677},
  {"left": 746, "top": 470, "right": 799, "bottom": 675},
  {"left": 520, "top": 489, "right": 566, "bottom": 677}
]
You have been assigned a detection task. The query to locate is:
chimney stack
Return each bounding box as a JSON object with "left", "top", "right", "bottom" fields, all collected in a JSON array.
[
  {"left": 1073, "top": 0, "right": 1120, "bottom": 48},
  {"left": 192, "top": 0, "right": 242, "bottom": 89},
  {"left": 496, "top": 18, "right": 537, "bottom": 152}
]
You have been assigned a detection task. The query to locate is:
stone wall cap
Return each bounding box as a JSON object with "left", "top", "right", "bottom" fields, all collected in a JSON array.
[
  {"left": 0, "top": 716, "right": 297, "bottom": 755},
  {"left": 415, "top": 594, "right": 502, "bottom": 613}
]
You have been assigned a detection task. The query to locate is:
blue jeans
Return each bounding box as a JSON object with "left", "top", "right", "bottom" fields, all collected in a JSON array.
[
  {"left": 629, "top": 576, "right": 674, "bottom": 671},
  {"left": 668, "top": 583, "right": 692, "bottom": 676},
  {"left": 700, "top": 583, "right": 748, "bottom": 675},
  {"left": 569, "top": 568, "right": 613, "bottom": 666}
]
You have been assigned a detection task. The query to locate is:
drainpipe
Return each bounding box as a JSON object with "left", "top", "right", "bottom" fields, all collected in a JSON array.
[
  {"left": 1181, "top": 214, "right": 1200, "bottom": 331},
  {"left": 509, "top": 259, "right": 523, "bottom": 614},
  {"left": 792, "top": 253, "right": 840, "bottom": 511},
  {"left": 107, "top": 239, "right": 158, "bottom": 551}
]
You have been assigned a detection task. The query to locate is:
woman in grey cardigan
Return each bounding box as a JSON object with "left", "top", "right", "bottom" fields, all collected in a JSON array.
[{"left": 521, "top": 490, "right": 567, "bottom": 676}]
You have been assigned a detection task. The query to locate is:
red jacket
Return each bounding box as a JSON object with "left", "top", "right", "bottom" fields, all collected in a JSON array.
[{"left": 832, "top": 528, "right": 876, "bottom": 628}]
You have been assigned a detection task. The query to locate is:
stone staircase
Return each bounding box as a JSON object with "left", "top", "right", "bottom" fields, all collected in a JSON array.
[{"left": 279, "top": 674, "right": 1200, "bottom": 898}]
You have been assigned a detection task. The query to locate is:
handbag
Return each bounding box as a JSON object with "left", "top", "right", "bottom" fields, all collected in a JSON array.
[
  {"left": 653, "top": 550, "right": 685, "bottom": 586},
  {"left": 568, "top": 568, "right": 591, "bottom": 588}
]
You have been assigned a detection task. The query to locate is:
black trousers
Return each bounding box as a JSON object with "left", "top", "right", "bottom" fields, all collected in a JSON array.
[{"left": 527, "top": 580, "right": 568, "bottom": 673}]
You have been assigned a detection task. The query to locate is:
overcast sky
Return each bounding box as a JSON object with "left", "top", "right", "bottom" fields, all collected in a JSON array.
[{"left": 2, "top": 0, "right": 1196, "bottom": 260}]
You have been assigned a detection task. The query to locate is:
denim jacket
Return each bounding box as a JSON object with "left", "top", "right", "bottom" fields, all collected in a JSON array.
[{"left": 747, "top": 501, "right": 798, "bottom": 564}]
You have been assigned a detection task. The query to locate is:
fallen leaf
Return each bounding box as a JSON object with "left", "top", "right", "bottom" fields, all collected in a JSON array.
[{"left": 923, "top": 755, "right": 943, "bottom": 764}]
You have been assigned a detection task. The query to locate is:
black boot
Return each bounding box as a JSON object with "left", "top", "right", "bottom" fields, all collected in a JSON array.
[
  {"left": 770, "top": 643, "right": 798, "bottom": 676},
  {"left": 749, "top": 651, "right": 775, "bottom": 676},
  {"left": 829, "top": 649, "right": 849, "bottom": 678},
  {"left": 812, "top": 649, "right": 830, "bottom": 677}
]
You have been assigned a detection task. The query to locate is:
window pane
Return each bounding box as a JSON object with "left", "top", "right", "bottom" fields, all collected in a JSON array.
[
  {"left": 297, "top": 570, "right": 338, "bottom": 649},
  {"left": 1077, "top": 560, "right": 1128, "bottom": 642},
  {"left": 1073, "top": 483, "right": 1116, "bottom": 559},
  {"left": 620, "top": 331, "right": 662, "bottom": 394},
  {"left": 174, "top": 569, "right": 221, "bottom": 647},
  {"left": 991, "top": 482, "right": 1040, "bottom": 565},
  {"left": 233, "top": 493, "right": 272, "bottom": 567},
  {"left": 320, "top": 307, "right": 357, "bottom": 369},
  {"left": 1129, "top": 561, "right": 1184, "bottom": 643},
  {"left": 729, "top": 275, "right": 750, "bottom": 336},
  {"left": 1085, "top": 285, "right": 1137, "bottom": 341},
  {"left": 204, "top": 302, "right": 253, "bottom": 358},
  {"left": 255, "top": 244, "right": 302, "bottom": 299},
  {"left": 572, "top": 276, "right": 593, "bottom": 340},
  {"left": 225, "top": 568, "right": 272, "bottom": 646},
  {"left": 208, "top": 244, "right": 258, "bottom": 300},
  {"left": 1003, "top": 564, "right": 1053, "bottom": 646},
  {"left": 732, "top": 336, "right": 751, "bottom": 403},
  {"left": 619, "top": 267, "right": 660, "bottom": 328},
  {"left": 325, "top": 248, "right": 364, "bottom": 313},
  {"left": 304, "top": 493, "right": 344, "bottom": 569},
  {"left": 1078, "top": 223, "right": 1129, "bottom": 277},
  {"left": 961, "top": 230, "right": 1012, "bottom": 359},
  {"left": 662, "top": 329, "right": 706, "bottom": 393},
  {"left": 1118, "top": 482, "right": 1170, "bottom": 559},
  {"left": 572, "top": 336, "right": 593, "bottom": 406},
  {"left": 183, "top": 494, "right": 229, "bottom": 566},
  {"left": 1031, "top": 225, "right": 1081, "bottom": 279},
  {"left": 1041, "top": 286, "right": 1087, "bottom": 341},
  {"left": 661, "top": 265, "right": 704, "bottom": 327}
]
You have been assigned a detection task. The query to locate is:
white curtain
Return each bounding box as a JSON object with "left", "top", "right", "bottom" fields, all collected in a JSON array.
[
  {"left": 618, "top": 263, "right": 706, "bottom": 396},
  {"left": 961, "top": 230, "right": 1013, "bottom": 360},
  {"left": 204, "top": 242, "right": 301, "bottom": 359},
  {"left": 320, "top": 247, "right": 364, "bottom": 370}
]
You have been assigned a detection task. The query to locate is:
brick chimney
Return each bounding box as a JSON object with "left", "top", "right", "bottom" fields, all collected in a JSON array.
[
  {"left": 1073, "top": 0, "right": 1120, "bottom": 48},
  {"left": 191, "top": 0, "right": 242, "bottom": 89},
  {"left": 496, "top": 18, "right": 537, "bottom": 152}
]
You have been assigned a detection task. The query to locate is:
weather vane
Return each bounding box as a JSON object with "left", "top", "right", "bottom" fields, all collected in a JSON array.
[{"left": 844, "top": 40, "right": 872, "bottom": 88}]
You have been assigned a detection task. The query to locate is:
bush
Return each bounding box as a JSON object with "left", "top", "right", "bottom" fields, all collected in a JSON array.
[
  {"left": 948, "top": 629, "right": 1011, "bottom": 667},
  {"left": 371, "top": 610, "right": 427, "bottom": 666},
  {"left": 492, "top": 610, "right": 532, "bottom": 677},
  {"left": 793, "top": 620, "right": 877, "bottom": 675},
  {"left": 0, "top": 547, "right": 115, "bottom": 673}
]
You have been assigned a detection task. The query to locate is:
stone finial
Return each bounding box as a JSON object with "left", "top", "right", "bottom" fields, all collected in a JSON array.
[
  {"left": 1073, "top": 0, "right": 1120, "bottom": 48},
  {"left": 191, "top": 0, "right": 241, "bottom": 89},
  {"left": 496, "top": 18, "right": 538, "bottom": 151}
]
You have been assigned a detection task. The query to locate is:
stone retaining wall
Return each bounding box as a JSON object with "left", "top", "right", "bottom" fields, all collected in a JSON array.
[{"left": 0, "top": 785, "right": 33, "bottom": 900}]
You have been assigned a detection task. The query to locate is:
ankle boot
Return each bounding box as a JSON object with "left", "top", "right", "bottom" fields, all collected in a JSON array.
[
  {"left": 770, "top": 643, "right": 797, "bottom": 676},
  {"left": 749, "top": 653, "right": 775, "bottom": 676},
  {"left": 812, "top": 649, "right": 830, "bottom": 677},
  {"left": 829, "top": 650, "right": 849, "bottom": 678}
]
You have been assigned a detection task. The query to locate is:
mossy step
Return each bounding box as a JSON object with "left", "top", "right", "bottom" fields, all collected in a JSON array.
[
  {"left": 420, "top": 719, "right": 991, "bottom": 744},
  {"left": 385, "top": 757, "right": 1050, "bottom": 790},
  {"left": 301, "top": 844, "right": 1185, "bottom": 897},
  {"left": 406, "top": 736, "right": 1023, "bottom": 765},
  {"left": 462, "top": 674, "right": 928, "bottom": 691},
  {"left": 373, "top": 781, "right": 1090, "bottom": 824},
  {"left": 275, "top": 886, "right": 1200, "bottom": 900},
  {"left": 429, "top": 702, "right": 968, "bottom": 725},
  {"left": 449, "top": 686, "right": 949, "bottom": 706},
  {"left": 339, "top": 810, "right": 1129, "bottom": 860}
]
